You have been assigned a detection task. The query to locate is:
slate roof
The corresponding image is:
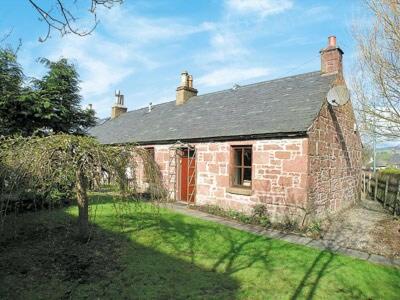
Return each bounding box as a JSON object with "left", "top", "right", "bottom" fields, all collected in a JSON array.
[{"left": 89, "top": 71, "right": 335, "bottom": 145}]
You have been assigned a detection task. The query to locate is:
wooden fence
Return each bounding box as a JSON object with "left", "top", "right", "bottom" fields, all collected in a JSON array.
[{"left": 362, "top": 170, "right": 400, "bottom": 216}]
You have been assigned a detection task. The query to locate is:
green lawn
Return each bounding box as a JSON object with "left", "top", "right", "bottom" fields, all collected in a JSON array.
[{"left": 1, "top": 192, "right": 399, "bottom": 299}]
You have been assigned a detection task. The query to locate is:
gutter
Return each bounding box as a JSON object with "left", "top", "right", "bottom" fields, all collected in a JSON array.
[{"left": 101, "top": 131, "right": 308, "bottom": 146}]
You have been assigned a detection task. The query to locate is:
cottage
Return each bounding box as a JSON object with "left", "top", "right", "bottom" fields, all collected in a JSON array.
[{"left": 90, "top": 36, "right": 362, "bottom": 220}]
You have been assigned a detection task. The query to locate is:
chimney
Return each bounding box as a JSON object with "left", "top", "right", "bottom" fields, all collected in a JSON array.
[
  {"left": 111, "top": 90, "right": 127, "bottom": 119},
  {"left": 176, "top": 71, "right": 198, "bottom": 105},
  {"left": 320, "top": 36, "right": 344, "bottom": 75}
]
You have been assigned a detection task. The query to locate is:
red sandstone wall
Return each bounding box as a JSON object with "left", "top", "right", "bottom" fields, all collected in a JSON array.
[
  {"left": 195, "top": 139, "right": 309, "bottom": 218},
  {"left": 139, "top": 139, "right": 309, "bottom": 219},
  {"left": 130, "top": 152, "right": 147, "bottom": 192},
  {"left": 307, "top": 101, "right": 362, "bottom": 216}
]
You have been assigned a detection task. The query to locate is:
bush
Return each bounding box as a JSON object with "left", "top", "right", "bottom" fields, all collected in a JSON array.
[
  {"left": 306, "top": 220, "right": 323, "bottom": 239},
  {"left": 196, "top": 204, "right": 271, "bottom": 227},
  {"left": 279, "top": 216, "right": 299, "bottom": 231},
  {"left": 379, "top": 168, "right": 400, "bottom": 176}
]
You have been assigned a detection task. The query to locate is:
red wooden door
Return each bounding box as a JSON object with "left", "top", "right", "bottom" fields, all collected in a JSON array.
[{"left": 180, "top": 154, "right": 195, "bottom": 202}]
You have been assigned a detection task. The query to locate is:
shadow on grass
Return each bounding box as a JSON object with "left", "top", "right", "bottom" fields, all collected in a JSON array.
[
  {"left": 2, "top": 197, "right": 400, "bottom": 299},
  {"left": 290, "top": 251, "right": 336, "bottom": 300},
  {"left": 0, "top": 208, "right": 239, "bottom": 299},
  {"left": 115, "top": 205, "right": 400, "bottom": 299}
]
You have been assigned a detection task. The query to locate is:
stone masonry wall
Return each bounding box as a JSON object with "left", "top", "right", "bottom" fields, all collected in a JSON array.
[
  {"left": 194, "top": 139, "right": 309, "bottom": 220},
  {"left": 307, "top": 100, "right": 362, "bottom": 216},
  {"left": 137, "top": 138, "right": 309, "bottom": 220}
]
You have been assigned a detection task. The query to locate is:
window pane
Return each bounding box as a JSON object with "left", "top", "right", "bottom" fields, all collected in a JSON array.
[
  {"left": 189, "top": 149, "right": 195, "bottom": 158},
  {"left": 243, "top": 167, "right": 252, "bottom": 181},
  {"left": 244, "top": 148, "right": 252, "bottom": 166},
  {"left": 233, "top": 167, "right": 242, "bottom": 186},
  {"left": 233, "top": 148, "right": 242, "bottom": 166}
]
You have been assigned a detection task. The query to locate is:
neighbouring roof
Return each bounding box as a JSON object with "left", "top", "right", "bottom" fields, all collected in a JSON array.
[{"left": 89, "top": 71, "right": 335, "bottom": 145}]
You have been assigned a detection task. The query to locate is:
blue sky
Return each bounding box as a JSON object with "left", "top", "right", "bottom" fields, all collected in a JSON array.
[{"left": 1, "top": 0, "right": 367, "bottom": 119}]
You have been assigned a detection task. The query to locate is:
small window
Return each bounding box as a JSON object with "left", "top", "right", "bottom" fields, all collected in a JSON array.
[
  {"left": 143, "top": 147, "right": 155, "bottom": 182},
  {"left": 145, "top": 147, "right": 155, "bottom": 160},
  {"left": 231, "top": 146, "right": 252, "bottom": 188},
  {"left": 181, "top": 148, "right": 195, "bottom": 158}
]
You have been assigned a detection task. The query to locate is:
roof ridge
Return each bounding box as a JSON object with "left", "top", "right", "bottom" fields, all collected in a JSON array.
[{"left": 197, "top": 70, "right": 323, "bottom": 97}]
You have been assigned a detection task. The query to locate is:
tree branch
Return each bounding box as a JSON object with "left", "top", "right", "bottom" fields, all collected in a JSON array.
[{"left": 27, "top": 0, "right": 123, "bottom": 42}]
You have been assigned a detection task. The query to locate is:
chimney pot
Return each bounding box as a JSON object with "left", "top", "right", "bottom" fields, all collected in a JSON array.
[
  {"left": 188, "top": 75, "right": 193, "bottom": 88},
  {"left": 328, "top": 36, "right": 336, "bottom": 47},
  {"left": 176, "top": 71, "right": 198, "bottom": 105},
  {"left": 180, "top": 71, "right": 189, "bottom": 87},
  {"left": 320, "top": 35, "right": 343, "bottom": 75},
  {"left": 111, "top": 90, "right": 127, "bottom": 118}
]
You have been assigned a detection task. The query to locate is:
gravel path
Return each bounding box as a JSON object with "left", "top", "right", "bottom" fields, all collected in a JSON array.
[{"left": 323, "top": 197, "right": 400, "bottom": 258}]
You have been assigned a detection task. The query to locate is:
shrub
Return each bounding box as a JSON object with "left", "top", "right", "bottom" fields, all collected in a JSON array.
[
  {"left": 280, "top": 216, "right": 300, "bottom": 231},
  {"left": 306, "top": 220, "right": 323, "bottom": 239},
  {"left": 379, "top": 168, "right": 400, "bottom": 176},
  {"left": 196, "top": 204, "right": 271, "bottom": 227}
]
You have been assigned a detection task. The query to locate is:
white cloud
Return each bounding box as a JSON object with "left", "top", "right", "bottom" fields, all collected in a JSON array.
[
  {"left": 226, "top": 0, "right": 293, "bottom": 17},
  {"left": 198, "top": 31, "right": 249, "bottom": 64},
  {"left": 197, "top": 67, "right": 270, "bottom": 87},
  {"left": 22, "top": 6, "right": 216, "bottom": 117},
  {"left": 45, "top": 34, "right": 135, "bottom": 98},
  {"left": 99, "top": 6, "right": 215, "bottom": 43}
]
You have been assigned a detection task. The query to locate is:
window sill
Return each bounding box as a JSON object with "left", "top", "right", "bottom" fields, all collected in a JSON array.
[{"left": 226, "top": 187, "right": 252, "bottom": 196}]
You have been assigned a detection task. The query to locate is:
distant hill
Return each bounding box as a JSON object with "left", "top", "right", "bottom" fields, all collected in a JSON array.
[{"left": 371, "top": 145, "right": 400, "bottom": 168}]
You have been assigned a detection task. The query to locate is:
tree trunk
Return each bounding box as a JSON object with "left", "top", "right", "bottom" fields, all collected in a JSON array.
[{"left": 76, "top": 168, "right": 89, "bottom": 240}]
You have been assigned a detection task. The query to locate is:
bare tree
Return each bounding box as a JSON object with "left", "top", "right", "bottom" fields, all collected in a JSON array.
[
  {"left": 27, "top": 0, "right": 123, "bottom": 42},
  {"left": 352, "top": 0, "right": 400, "bottom": 140}
]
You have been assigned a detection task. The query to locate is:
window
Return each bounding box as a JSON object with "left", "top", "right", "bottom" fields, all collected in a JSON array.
[
  {"left": 231, "top": 146, "right": 252, "bottom": 188},
  {"left": 143, "top": 147, "right": 155, "bottom": 182},
  {"left": 181, "top": 148, "right": 195, "bottom": 158},
  {"left": 144, "top": 147, "right": 155, "bottom": 160}
]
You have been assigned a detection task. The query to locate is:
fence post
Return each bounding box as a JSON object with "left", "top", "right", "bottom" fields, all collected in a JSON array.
[
  {"left": 374, "top": 173, "right": 378, "bottom": 201},
  {"left": 368, "top": 173, "right": 372, "bottom": 195},
  {"left": 384, "top": 177, "right": 389, "bottom": 208},
  {"left": 395, "top": 180, "right": 400, "bottom": 217},
  {"left": 363, "top": 172, "right": 366, "bottom": 195}
]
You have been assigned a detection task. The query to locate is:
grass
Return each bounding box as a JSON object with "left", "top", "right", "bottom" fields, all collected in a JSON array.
[{"left": 1, "top": 192, "right": 400, "bottom": 299}]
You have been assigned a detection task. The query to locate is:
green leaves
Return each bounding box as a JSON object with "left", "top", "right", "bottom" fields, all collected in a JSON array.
[{"left": 0, "top": 48, "right": 96, "bottom": 137}]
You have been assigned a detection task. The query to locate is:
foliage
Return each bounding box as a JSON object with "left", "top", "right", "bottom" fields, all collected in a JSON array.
[
  {"left": 0, "top": 134, "right": 167, "bottom": 239},
  {"left": 34, "top": 58, "right": 96, "bottom": 134},
  {"left": 197, "top": 204, "right": 271, "bottom": 227},
  {"left": 379, "top": 168, "right": 400, "bottom": 176},
  {"left": 306, "top": 220, "right": 323, "bottom": 239},
  {"left": 1, "top": 194, "right": 399, "bottom": 299},
  {"left": 252, "top": 204, "right": 271, "bottom": 227},
  {"left": 279, "top": 215, "right": 300, "bottom": 231},
  {"left": 0, "top": 47, "right": 24, "bottom": 135},
  {"left": 197, "top": 203, "right": 326, "bottom": 237},
  {"left": 0, "top": 48, "right": 95, "bottom": 136}
]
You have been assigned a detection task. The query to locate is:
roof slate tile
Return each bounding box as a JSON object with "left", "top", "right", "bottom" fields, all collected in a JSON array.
[{"left": 89, "top": 71, "right": 335, "bottom": 144}]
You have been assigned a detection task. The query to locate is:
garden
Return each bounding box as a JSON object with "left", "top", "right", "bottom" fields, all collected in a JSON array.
[{"left": 1, "top": 190, "right": 400, "bottom": 299}]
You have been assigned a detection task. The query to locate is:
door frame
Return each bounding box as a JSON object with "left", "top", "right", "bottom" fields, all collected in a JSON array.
[{"left": 177, "top": 146, "right": 196, "bottom": 203}]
